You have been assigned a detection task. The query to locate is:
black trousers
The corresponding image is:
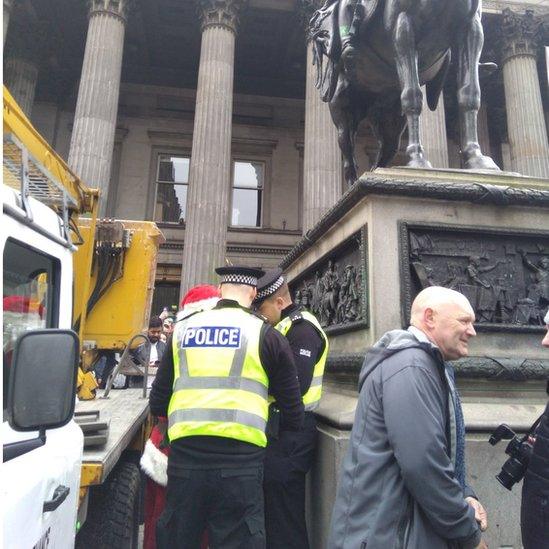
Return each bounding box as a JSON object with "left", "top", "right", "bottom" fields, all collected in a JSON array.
[
  {"left": 157, "top": 466, "right": 265, "bottom": 549},
  {"left": 521, "top": 403, "right": 549, "bottom": 549},
  {"left": 521, "top": 468, "right": 549, "bottom": 549},
  {"left": 264, "top": 415, "right": 318, "bottom": 549}
]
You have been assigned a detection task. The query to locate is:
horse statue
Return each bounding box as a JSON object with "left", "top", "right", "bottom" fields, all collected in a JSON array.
[{"left": 310, "top": 0, "right": 500, "bottom": 185}]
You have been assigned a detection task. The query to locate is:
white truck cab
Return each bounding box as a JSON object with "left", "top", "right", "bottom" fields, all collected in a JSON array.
[
  {"left": 3, "top": 87, "right": 157, "bottom": 549},
  {"left": 3, "top": 184, "right": 84, "bottom": 548}
]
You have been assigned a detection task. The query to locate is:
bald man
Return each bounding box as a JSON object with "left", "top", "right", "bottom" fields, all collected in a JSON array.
[{"left": 329, "top": 287, "right": 488, "bottom": 549}]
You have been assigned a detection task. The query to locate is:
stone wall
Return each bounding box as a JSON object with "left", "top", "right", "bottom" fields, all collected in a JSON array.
[{"left": 32, "top": 82, "right": 308, "bottom": 268}]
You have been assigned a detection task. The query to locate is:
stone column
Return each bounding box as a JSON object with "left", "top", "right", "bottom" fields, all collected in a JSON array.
[
  {"left": 4, "top": 0, "right": 13, "bottom": 45},
  {"left": 4, "top": 13, "right": 42, "bottom": 117},
  {"left": 4, "top": 57, "right": 38, "bottom": 117},
  {"left": 68, "top": 0, "right": 129, "bottom": 216},
  {"left": 419, "top": 88, "right": 449, "bottom": 168},
  {"left": 180, "top": 0, "right": 246, "bottom": 295},
  {"left": 301, "top": 1, "right": 343, "bottom": 232},
  {"left": 501, "top": 9, "right": 549, "bottom": 178}
]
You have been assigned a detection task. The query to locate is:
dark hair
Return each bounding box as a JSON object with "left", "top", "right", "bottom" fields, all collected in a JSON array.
[{"left": 149, "top": 315, "right": 163, "bottom": 329}]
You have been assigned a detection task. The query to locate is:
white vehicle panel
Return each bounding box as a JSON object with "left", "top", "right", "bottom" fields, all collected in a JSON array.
[
  {"left": 2, "top": 421, "right": 83, "bottom": 549},
  {"left": 3, "top": 193, "right": 84, "bottom": 548}
]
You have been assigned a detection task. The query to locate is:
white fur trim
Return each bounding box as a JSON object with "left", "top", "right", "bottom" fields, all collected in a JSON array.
[
  {"left": 176, "top": 297, "right": 220, "bottom": 320},
  {"left": 140, "top": 439, "right": 168, "bottom": 486}
]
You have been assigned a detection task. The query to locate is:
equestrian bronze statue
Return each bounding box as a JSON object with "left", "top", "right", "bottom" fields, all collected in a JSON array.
[{"left": 310, "top": 0, "right": 500, "bottom": 185}]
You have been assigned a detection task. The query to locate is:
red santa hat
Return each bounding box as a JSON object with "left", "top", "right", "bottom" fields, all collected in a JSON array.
[{"left": 178, "top": 284, "right": 221, "bottom": 318}]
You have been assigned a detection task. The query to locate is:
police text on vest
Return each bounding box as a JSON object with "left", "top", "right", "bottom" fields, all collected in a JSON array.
[{"left": 182, "top": 326, "right": 241, "bottom": 348}]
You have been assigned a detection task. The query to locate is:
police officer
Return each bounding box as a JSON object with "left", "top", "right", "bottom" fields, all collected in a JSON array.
[
  {"left": 253, "top": 268, "right": 328, "bottom": 549},
  {"left": 150, "top": 266, "right": 304, "bottom": 549}
]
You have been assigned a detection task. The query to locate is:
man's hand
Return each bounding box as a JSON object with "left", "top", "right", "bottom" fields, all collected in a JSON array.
[
  {"left": 466, "top": 497, "right": 488, "bottom": 531},
  {"left": 475, "top": 539, "right": 488, "bottom": 549}
]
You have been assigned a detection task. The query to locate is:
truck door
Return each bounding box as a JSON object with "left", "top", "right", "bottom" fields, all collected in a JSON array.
[{"left": 2, "top": 232, "right": 83, "bottom": 549}]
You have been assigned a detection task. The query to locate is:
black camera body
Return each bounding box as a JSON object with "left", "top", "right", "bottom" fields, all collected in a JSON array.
[{"left": 489, "top": 424, "right": 535, "bottom": 491}]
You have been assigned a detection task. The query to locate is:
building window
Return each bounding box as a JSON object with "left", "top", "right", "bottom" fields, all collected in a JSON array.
[
  {"left": 155, "top": 154, "right": 190, "bottom": 224},
  {"left": 231, "top": 160, "right": 264, "bottom": 227}
]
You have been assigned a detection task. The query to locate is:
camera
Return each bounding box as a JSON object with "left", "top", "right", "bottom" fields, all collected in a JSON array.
[{"left": 489, "top": 424, "right": 535, "bottom": 491}]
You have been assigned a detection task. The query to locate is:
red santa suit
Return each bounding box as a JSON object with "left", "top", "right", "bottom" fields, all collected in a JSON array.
[{"left": 141, "top": 285, "right": 220, "bottom": 549}]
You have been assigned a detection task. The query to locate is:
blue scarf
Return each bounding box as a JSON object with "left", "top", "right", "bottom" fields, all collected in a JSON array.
[{"left": 446, "top": 363, "right": 466, "bottom": 490}]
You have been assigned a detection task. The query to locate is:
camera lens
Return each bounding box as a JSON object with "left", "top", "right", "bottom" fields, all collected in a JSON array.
[{"left": 496, "top": 457, "right": 528, "bottom": 491}]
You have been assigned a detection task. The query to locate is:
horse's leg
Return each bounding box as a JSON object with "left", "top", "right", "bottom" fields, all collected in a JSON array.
[
  {"left": 392, "top": 12, "right": 432, "bottom": 168},
  {"left": 457, "top": 9, "right": 500, "bottom": 170},
  {"left": 329, "top": 79, "right": 360, "bottom": 186},
  {"left": 370, "top": 97, "right": 407, "bottom": 168}
]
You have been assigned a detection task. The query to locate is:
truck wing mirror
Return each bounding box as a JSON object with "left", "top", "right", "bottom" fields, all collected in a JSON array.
[{"left": 8, "top": 329, "right": 79, "bottom": 431}]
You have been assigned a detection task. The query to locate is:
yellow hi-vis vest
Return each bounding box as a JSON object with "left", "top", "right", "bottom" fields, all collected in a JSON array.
[
  {"left": 275, "top": 309, "right": 328, "bottom": 411},
  {"left": 168, "top": 307, "right": 269, "bottom": 447}
]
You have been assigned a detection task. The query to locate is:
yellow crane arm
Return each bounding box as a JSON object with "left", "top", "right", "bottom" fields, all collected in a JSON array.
[{"left": 3, "top": 85, "right": 99, "bottom": 215}]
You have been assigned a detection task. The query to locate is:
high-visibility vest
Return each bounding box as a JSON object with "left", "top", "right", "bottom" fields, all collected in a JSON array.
[
  {"left": 168, "top": 307, "right": 269, "bottom": 447},
  {"left": 275, "top": 309, "right": 328, "bottom": 411}
]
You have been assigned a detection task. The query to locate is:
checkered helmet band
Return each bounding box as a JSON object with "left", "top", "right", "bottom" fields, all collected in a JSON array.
[
  {"left": 256, "top": 276, "right": 285, "bottom": 300},
  {"left": 220, "top": 274, "right": 258, "bottom": 286}
]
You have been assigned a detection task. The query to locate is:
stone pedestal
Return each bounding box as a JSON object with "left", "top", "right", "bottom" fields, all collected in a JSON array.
[
  {"left": 68, "top": 0, "right": 129, "bottom": 216},
  {"left": 501, "top": 9, "right": 549, "bottom": 178},
  {"left": 303, "top": 41, "right": 343, "bottom": 231},
  {"left": 419, "top": 89, "right": 449, "bottom": 168},
  {"left": 4, "top": 57, "right": 38, "bottom": 117},
  {"left": 180, "top": 0, "right": 245, "bottom": 295},
  {"left": 283, "top": 167, "right": 549, "bottom": 358},
  {"left": 281, "top": 167, "right": 549, "bottom": 547}
]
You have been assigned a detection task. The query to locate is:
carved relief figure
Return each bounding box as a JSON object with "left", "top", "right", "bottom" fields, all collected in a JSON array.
[
  {"left": 461, "top": 256, "right": 503, "bottom": 322},
  {"left": 520, "top": 251, "right": 549, "bottom": 307},
  {"left": 311, "top": 271, "right": 323, "bottom": 316},
  {"left": 320, "top": 260, "right": 340, "bottom": 326},
  {"left": 343, "top": 265, "right": 361, "bottom": 321}
]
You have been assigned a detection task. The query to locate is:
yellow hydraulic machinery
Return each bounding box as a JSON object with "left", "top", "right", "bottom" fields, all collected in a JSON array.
[
  {"left": 73, "top": 219, "right": 163, "bottom": 352},
  {"left": 3, "top": 85, "right": 164, "bottom": 398}
]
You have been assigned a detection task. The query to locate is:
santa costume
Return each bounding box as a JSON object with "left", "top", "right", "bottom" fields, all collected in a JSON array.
[{"left": 141, "top": 285, "right": 221, "bottom": 549}]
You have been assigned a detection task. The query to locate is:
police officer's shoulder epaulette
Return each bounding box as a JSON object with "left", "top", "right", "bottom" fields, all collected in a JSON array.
[{"left": 289, "top": 310, "right": 304, "bottom": 323}]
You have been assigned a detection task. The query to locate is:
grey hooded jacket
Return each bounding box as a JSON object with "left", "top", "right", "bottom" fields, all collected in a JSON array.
[{"left": 328, "top": 329, "right": 481, "bottom": 549}]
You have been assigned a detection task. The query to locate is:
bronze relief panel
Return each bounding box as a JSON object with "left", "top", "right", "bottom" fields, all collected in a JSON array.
[
  {"left": 289, "top": 227, "right": 368, "bottom": 335},
  {"left": 400, "top": 222, "right": 549, "bottom": 331}
]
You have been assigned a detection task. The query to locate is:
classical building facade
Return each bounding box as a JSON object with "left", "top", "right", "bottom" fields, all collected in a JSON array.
[{"left": 4, "top": 0, "right": 549, "bottom": 312}]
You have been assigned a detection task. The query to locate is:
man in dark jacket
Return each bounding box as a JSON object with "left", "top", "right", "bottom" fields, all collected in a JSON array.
[
  {"left": 329, "top": 286, "right": 487, "bottom": 549},
  {"left": 131, "top": 315, "right": 166, "bottom": 388},
  {"left": 520, "top": 309, "right": 549, "bottom": 548}
]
